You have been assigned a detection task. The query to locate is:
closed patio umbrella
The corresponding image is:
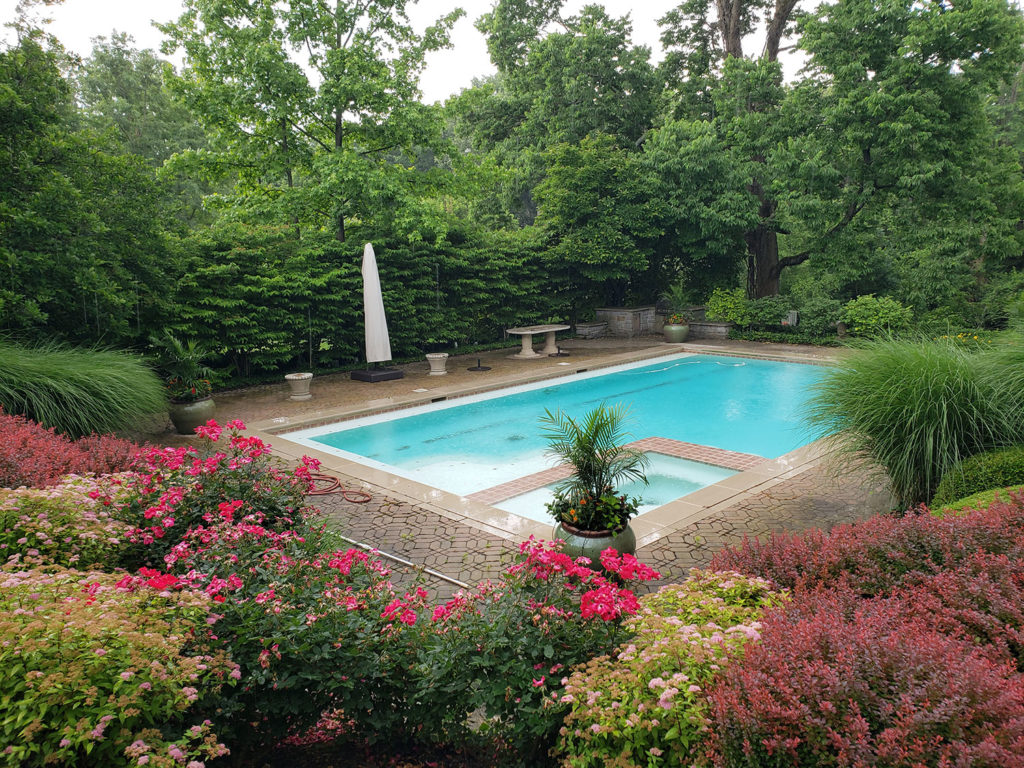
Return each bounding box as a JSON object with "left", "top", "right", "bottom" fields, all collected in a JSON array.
[{"left": 352, "top": 242, "right": 403, "bottom": 381}]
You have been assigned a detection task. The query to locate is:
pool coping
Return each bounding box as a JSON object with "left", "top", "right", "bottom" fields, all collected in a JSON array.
[{"left": 253, "top": 343, "right": 837, "bottom": 546}]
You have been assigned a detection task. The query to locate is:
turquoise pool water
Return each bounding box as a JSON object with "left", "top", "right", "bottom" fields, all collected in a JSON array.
[{"left": 289, "top": 354, "right": 822, "bottom": 502}]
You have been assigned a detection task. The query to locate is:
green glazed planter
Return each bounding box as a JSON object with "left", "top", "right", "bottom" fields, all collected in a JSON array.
[
  {"left": 663, "top": 323, "right": 690, "bottom": 343},
  {"left": 552, "top": 521, "right": 637, "bottom": 569},
  {"left": 168, "top": 396, "right": 216, "bottom": 436}
]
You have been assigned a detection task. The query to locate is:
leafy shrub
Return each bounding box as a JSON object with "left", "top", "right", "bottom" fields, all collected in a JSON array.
[
  {"left": 804, "top": 337, "right": 1023, "bottom": 506},
  {"left": 707, "top": 590, "right": 1024, "bottom": 768},
  {"left": 177, "top": 529, "right": 427, "bottom": 755},
  {"left": 0, "top": 567, "right": 237, "bottom": 767},
  {"left": 728, "top": 327, "right": 839, "bottom": 346},
  {"left": 0, "top": 410, "right": 142, "bottom": 489},
  {"left": 555, "top": 571, "right": 784, "bottom": 768},
  {"left": 745, "top": 296, "right": 791, "bottom": 328},
  {"left": 931, "top": 445, "right": 1024, "bottom": 507},
  {"left": 417, "top": 541, "right": 661, "bottom": 765},
  {"left": 0, "top": 341, "right": 166, "bottom": 438},
  {"left": 891, "top": 554, "right": 1024, "bottom": 669},
  {"left": 839, "top": 294, "right": 913, "bottom": 336},
  {"left": 115, "top": 420, "right": 316, "bottom": 567},
  {"left": 794, "top": 293, "right": 842, "bottom": 336},
  {"left": 709, "top": 490, "right": 1024, "bottom": 594},
  {"left": 0, "top": 475, "right": 132, "bottom": 568},
  {"left": 705, "top": 288, "right": 749, "bottom": 325}
]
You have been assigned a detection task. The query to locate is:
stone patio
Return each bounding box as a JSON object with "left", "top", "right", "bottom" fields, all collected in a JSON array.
[{"left": 144, "top": 336, "right": 892, "bottom": 600}]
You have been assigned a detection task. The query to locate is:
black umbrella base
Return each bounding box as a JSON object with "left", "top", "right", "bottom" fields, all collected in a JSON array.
[{"left": 351, "top": 368, "right": 404, "bottom": 382}]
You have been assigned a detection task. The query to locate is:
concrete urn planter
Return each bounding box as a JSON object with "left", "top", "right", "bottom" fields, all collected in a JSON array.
[
  {"left": 552, "top": 521, "right": 637, "bottom": 569},
  {"left": 285, "top": 372, "right": 313, "bottom": 401},
  {"left": 169, "top": 397, "right": 216, "bottom": 435},
  {"left": 426, "top": 352, "right": 449, "bottom": 376},
  {"left": 663, "top": 323, "right": 690, "bottom": 343}
]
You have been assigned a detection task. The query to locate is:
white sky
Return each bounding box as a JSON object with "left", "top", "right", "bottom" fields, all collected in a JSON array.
[{"left": 0, "top": 0, "right": 682, "bottom": 103}]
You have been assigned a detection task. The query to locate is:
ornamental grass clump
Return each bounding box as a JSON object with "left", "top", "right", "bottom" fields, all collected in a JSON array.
[
  {"left": 555, "top": 570, "right": 785, "bottom": 768},
  {"left": 0, "top": 340, "right": 166, "bottom": 438},
  {"left": 0, "top": 566, "right": 237, "bottom": 767},
  {"left": 804, "top": 336, "right": 1024, "bottom": 508},
  {"left": 0, "top": 474, "right": 132, "bottom": 568},
  {"left": 706, "top": 589, "right": 1024, "bottom": 768},
  {"left": 418, "top": 540, "right": 660, "bottom": 764}
]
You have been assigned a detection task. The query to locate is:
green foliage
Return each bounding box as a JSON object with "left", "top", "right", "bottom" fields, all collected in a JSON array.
[
  {"left": 534, "top": 134, "right": 661, "bottom": 310},
  {"left": 148, "top": 332, "right": 215, "bottom": 402},
  {"left": 159, "top": 0, "right": 462, "bottom": 241},
  {"left": 840, "top": 294, "right": 914, "bottom": 336},
  {"left": 931, "top": 445, "right": 1024, "bottom": 508},
  {"left": 0, "top": 34, "right": 174, "bottom": 346},
  {"left": 728, "top": 328, "right": 839, "bottom": 346},
  {"left": 539, "top": 404, "right": 649, "bottom": 531},
  {"left": 555, "top": 571, "right": 785, "bottom": 768},
  {"left": 0, "top": 566, "right": 236, "bottom": 767},
  {"left": 0, "top": 341, "right": 166, "bottom": 438},
  {"left": 746, "top": 296, "right": 792, "bottom": 328},
  {"left": 805, "top": 337, "right": 1024, "bottom": 507},
  {"left": 706, "top": 288, "right": 750, "bottom": 325}
]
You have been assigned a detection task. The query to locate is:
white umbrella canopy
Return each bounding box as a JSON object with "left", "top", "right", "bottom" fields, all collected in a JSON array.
[{"left": 361, "top": 242, "right": 393, "bottom": 364}]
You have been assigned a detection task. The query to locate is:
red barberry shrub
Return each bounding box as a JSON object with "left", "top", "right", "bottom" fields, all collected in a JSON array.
[
  {"left": 710, "top": 491, "right": 1024, "bottom": 595},
  {"left": 707, "top": 589, "right": 1024, "bottom": 768},
  {"left": 0, "top": 410, "right": 142, "bottom": 489},
  {"left": 893, "top": 553, "right": 1024, "bottom": 669}
]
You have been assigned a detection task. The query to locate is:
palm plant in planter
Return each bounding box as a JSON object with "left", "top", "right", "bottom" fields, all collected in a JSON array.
[
  {"left": 540, "top": 403, "right": 649, "bottom": 565},
  {"left": 150, "top": 333, "right": 216, "bottom": 435}
]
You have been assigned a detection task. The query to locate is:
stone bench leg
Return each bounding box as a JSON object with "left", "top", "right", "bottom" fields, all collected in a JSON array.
[
  {"left": 513, "top": 334, "right": 540, "bottom": 359},
  {"left": 540, "top": 331, "right": 560, "bottom": 355}
]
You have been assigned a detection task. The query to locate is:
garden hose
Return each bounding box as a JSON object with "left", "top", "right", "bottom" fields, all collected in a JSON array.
[{"left": 306, "top": 472, "right": 373, "bottom": 503}]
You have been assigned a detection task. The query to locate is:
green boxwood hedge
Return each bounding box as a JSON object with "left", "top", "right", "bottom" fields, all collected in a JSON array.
[{"left": 931, "top": 445, "right": 1024, "bottom": 507}]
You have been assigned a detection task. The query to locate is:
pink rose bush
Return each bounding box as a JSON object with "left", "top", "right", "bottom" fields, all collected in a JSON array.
[{"left": 415, "top": 538, "right": 661, "bottom": 763}]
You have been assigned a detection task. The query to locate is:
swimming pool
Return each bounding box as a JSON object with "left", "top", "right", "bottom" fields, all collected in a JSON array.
[{"left": 287, "top": 353, "right": 822, "bottom": 517}]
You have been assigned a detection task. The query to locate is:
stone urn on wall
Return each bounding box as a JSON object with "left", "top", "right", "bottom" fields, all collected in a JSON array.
[{"left": 285, "top": 372, "right": 313, "bottom": 401}]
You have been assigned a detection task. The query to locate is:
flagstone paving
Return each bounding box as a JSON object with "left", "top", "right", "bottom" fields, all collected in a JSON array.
[{"left": 143, "top": 336, "right": 890, "bottom": 602}]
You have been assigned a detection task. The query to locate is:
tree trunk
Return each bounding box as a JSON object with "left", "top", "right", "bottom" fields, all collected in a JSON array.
[{"left": 745, "top": 225, "right": 780, "bottom": 298}]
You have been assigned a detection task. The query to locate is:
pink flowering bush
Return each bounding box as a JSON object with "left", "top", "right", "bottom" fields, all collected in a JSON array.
[
  {"left": 0, "top": 474, "right": 132, "bottom": 568},
  {"left": 416, "top": 539, "right": 660, "bottom": 764},
  {"left": 114, "top": 420, "right": 317, "bottom": 568},
  {"left": 133, "top": 500, "right": 428, "bottom": 755},
  {"left": 555, "top": 570, "right": 785, "bottom": 768},
  {"left": 0, "top": 566, "right": 237, "bottom": 767}
]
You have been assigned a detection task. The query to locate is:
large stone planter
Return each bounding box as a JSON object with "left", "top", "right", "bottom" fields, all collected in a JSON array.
[
  {"left": 552, "top": 521, "right": 637, "bottom": 569},
  {"left": 285, "top": 372, "right": 313, "bottom": 401},
  {"left": 663, "top": 323, "right": 690, "bottom": 343},
  {"left": 688, "top": 321, "right": 733, "bottom": 340},
  {"left": 574, "top": 321, "right": 608, "bottom": 339},
  {"left": 426, "top": 352, "right": 449, "bottom": 375},
  {"left": 168, "top": 396, "right": 215, "bottom": 436},
  {"left": 595, "top": 307, "right": 656, "bottom": 337}
]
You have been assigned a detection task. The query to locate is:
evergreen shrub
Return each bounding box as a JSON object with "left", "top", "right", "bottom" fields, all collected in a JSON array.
[{"left": 931, "top": 445, "right": 1024, "bottom": 507}]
